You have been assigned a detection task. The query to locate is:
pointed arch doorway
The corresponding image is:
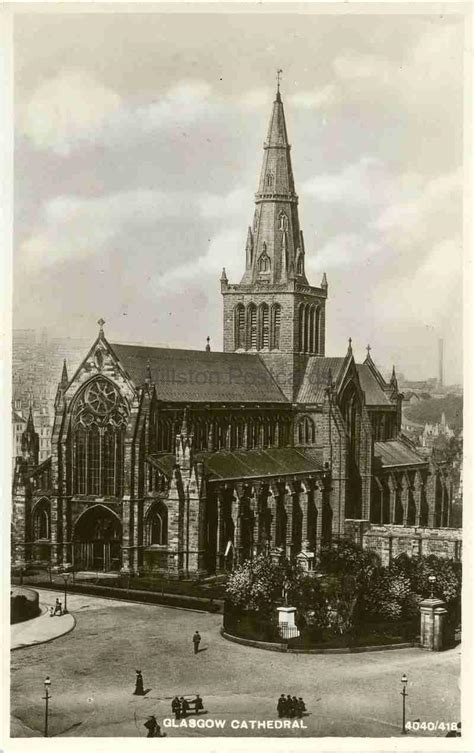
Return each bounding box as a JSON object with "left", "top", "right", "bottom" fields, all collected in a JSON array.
[{"left": 73, "top": 505, "right": 122, "bottom": 572}]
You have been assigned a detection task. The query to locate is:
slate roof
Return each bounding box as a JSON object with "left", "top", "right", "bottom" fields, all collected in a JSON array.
[
  {"left": 110, "top": 343, "right": 288, "bottom": 404},
  {"left": 356, "top": 364, "right": 392, "bottom": 406},
  {"left": 374, "top": 440, "right": 427, "bottom": 468},
  {"left": 297, "top": 357, "right": 346, "bottom": 403},
  {"left": 147, "top": 447, "right": 324, "bottom": 481},
  {"left": 196, "top": 447, "right": 324, "bottom": 481},
  {"left": 12, "top": 410, "right": 26, "bottom": 423}
]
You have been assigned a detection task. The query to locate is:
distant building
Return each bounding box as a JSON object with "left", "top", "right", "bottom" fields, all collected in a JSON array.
[{"left": 12, "top": 410, "right": 26, "bottom": 468}]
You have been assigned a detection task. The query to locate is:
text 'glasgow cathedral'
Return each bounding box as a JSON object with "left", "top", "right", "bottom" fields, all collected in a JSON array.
[{"left": 12, "top": 84, "right": 461, "bottom": 576}]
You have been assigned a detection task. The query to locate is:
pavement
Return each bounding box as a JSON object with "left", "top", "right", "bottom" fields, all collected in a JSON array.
[
  {"left": 11, "top": 590, "right": 75, "bottom": 651},
  {"left": 10, "top": 589, "right": 461, "bottom": 739}
]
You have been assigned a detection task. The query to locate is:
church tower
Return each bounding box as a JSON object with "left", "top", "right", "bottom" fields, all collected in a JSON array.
[{"left": 222, "top": 79, "right": 328, "bottom": 399}]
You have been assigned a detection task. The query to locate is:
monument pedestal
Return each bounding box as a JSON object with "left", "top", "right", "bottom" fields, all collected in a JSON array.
[{"left": 277, "top": 606, "right": 300, "bottom": 639}]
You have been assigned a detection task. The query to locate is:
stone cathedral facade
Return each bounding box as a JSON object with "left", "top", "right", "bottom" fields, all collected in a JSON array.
[{"left": 12, "top": 86, "right": 460, "bottom": 577}]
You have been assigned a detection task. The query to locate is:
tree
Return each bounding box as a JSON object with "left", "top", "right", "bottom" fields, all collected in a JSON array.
[{"left": 225, "top": 554, "right": 301, "bottom": 613}]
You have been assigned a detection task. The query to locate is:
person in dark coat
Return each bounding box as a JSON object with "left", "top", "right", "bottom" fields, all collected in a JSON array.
[
  {"left": 277, "top": 694, "right": 286, "bottom": 718},
  {"left": 54, "top": 599, "right": 62, "bottom": 616},
  {"left": 171, "top": 696, "right": 181, "bottom": 720},
  {"left": 292, "top": 696, "right": 299, "bottom": 717},
  {"left": 193, "top": 631, "right": 201, "bottom": 654},
  {"left": 144, "top": 715, "right": 160, "bottom": 737},
  {"left": 134, "top": 670, "right": 145, "bottom": 696},
  {"left": 286, "top": 694, "right": 295, "bottom": 718},
  {"left": 181, "top": 697, "right": 190, "bottom": 718},
  {"left": 194, "top": 694, "right": 204, "bottom": 715},
  {"left": 296, "top": 697, "right": 306, "bottom": 718}
]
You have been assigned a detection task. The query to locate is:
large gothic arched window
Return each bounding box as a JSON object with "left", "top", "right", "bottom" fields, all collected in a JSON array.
[{"left": 71, "top": 377, "right": 129, "bottom": 497}]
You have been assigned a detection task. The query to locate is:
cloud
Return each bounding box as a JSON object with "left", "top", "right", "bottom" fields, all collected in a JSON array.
[
  {"left": 19, "top": 74, "right": 215, "bottom": 155},
  {"left": 239, "top": 88, "right": 271, "bottom": 110},
  {"left": 19, "top": 183, "right": 252, "bottom": 272},
  {"left": 20, "top": 70, "right": 122, "bottom": 155},
  {"left": 288, "top": 84, "right": 338, "bottom": 110},
  {"left": 20, "top": 189, "right": 197, "bottom": 270},
  {"left": 197, "top": 188, "right": 248, "bottom": 219},
  {"left": 302, "top": 156, "right": 390, "bottom": 207},
  {"left": 153, "top": 228, "right": 243, "bottom": 293}
]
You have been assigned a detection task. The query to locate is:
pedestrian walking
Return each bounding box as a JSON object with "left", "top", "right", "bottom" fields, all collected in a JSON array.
[
  {"left": 54, "top": 598, "right": 62, "bottom": 616},
  {"left": 193, "top": 694, "right": 204, "bottom": 715},
  {"left": 49, "top": 607, "right": 54, "bottom": 617},
  {"left": 133, "top": 670, "right": 145, "bottom": 696},
  {"left": 277, "top": 694, "right": 286, "bottom": 718},
  {"left": 171, "top": 696, "right": 181, "bottom": 720},
  {"left": 192, "top": 630, "right": 201, "bottom": 654},
  {"left": 144, "top": 715, "right": 160, "bottom": 737}
]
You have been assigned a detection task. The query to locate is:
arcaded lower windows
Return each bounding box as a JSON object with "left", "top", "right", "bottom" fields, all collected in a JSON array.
[
  {"left": 234, "top": 302, "right": 282, "bottom": 351},
  {"left": 71, "top": 377, "right": 129, "bottom": 497},
  {"left": 298, "top": 303, "right": 321, "bottom": 354},
  {"left": 297, "top": 416, "right": 316, "bottom": 445}
]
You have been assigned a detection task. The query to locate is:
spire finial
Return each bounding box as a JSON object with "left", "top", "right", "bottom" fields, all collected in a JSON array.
[
  {"left": 276, "top": 68, "right": 283, "bottom": 102},
  {"left": 61, "top": 358, "right": 68, "bottom": 387},
  {"left": 367, "top": 344, "right": 371, "bottom": 355},
  {"left": 206, "top": 336, "right": 211, "bottom": 352},
  {"left": 98, "top": 318, "right": 105, "bottom": 333}
]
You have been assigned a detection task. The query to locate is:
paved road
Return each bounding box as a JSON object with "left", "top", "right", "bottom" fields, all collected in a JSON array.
[{"left": 10, "top": 589, "right": 460, "bottom": 738}]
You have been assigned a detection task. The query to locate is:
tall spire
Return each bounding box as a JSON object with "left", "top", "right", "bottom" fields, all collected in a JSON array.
[{"left": 240, "top": 81, "right": 307, "bottom": 285}]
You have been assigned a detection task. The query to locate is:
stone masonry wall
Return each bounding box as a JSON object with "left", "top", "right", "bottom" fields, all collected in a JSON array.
[{"left": 358, "top": 522, "right": 462, "bottom": 565}]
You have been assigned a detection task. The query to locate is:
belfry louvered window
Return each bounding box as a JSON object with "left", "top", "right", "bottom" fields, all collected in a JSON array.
[
  {"left": 271, "top": 304, "right": 281, "bottom": 349},
  {"left": 260, "top": 304, "right": 269, "bottom": 349},
  {"left": 235, "top": 304, "right": 245, "bottom": 350},
  {"left": 247, "top": 304, "right": 257, "bottom": 349}
]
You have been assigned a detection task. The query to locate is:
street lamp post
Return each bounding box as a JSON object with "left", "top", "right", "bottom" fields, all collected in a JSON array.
[
  {"left": 43, "top": 676, "right": 51, "bottom": 737},
  {"left": 62, "top": 573, "right": 71, "bottom": 614},
  {"left": 401, "top": 674, "right": 408, "bottom": 734},
  {"left": 428, "top": 574, "right": 436, "bottom": 599}
]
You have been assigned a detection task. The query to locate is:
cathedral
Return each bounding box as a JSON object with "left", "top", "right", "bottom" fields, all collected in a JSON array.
[{"left": 12, "top": 84, "right": 459, "bottom": 577}]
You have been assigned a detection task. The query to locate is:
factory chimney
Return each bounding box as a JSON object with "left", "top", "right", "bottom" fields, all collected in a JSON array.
[{"left": 438, "top": 338, "right": 444, "bottom": 388}]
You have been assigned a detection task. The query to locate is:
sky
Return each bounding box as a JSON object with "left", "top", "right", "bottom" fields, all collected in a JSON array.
[{"left": 13, "top": 8, "right": 465, "bottom": 383}]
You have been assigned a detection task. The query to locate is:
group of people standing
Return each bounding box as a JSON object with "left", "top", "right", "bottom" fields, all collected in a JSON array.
[
  {"left": 49, "top": 599, "right": 64, "bottom": 617},
  {"left": 277, "top": 694, "right": 306, "bottom": 719},
  {"left": 171, "top": 694, "right": 204, "bottom": 719}
]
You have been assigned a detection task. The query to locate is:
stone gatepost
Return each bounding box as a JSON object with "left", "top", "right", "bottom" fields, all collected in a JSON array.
[{"left": 419, "top": 598, "right": 448, "bottom": 651}]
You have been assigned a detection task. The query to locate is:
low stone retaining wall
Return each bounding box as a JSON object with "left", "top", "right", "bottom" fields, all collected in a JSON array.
[
  {"left": 10, "top": 587, "right": 40, "bottom": 624},
  {"left": 31, "top": 581, "right": 223, "bottom": 613},
  {"left": 220, "top": 628, "right": 418, "bottom": 654}
]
